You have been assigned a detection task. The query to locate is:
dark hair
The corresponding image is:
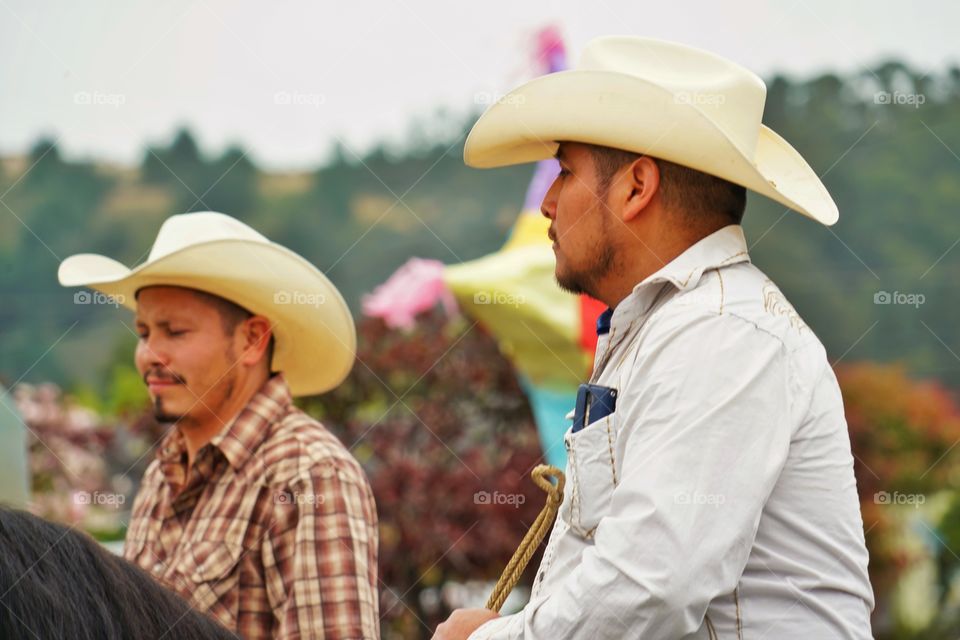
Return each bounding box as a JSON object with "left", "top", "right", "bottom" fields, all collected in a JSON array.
[
  {"left": 0, "top": 507, "right": 238, "bottom": 640},
  {"left": 586, "top": 143, "right": 747, "bottom": 225},
  {"left": 187, "top": 289, "right": 256, "bottom": 334}
]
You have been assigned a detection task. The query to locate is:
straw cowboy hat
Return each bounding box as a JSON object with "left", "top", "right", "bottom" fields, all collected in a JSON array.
[
  {"left": 58, "top": 211, "right": 356, "bottom": 396},
  {"left": 465, "top": 36, "right": 839, "bottom": 225}
]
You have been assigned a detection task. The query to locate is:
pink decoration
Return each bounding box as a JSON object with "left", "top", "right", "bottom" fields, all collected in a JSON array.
[{"left": 361, "top": 258, "right": 458, "bottom": 329}]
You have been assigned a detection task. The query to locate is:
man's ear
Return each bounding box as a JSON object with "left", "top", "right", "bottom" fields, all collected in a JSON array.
[
  {"left": 622, "top": 156, "right": 661, "bottom": 223},
  {"left": 238, "top": 316, "right": 273, "bottom": 366}
]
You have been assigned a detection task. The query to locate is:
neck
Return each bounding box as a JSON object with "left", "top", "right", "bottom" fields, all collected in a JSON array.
[
  {"left": 599, "top": 221, "right": 724, "bottom": 309},
  {"left": 180, "top": 371, "right": 270, "bottom": 467}
]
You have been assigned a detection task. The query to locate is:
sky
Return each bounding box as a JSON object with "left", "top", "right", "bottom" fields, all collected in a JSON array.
[{"left": 2, "top": 0, "right": 957, "bottom": 170}]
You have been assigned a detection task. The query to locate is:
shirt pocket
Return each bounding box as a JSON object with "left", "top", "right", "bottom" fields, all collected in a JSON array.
[
  {"left": 560, "top": 413, "right": 619, "bottom": 538},
  {"left": 176, "top": 539, "right": 246, "bottom": 628}
]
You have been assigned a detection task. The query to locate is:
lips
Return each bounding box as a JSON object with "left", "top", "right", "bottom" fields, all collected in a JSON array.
[
  {"left": 144, "top": 368, "right": 185, "bottom": 394},
  {"left": 146, "top": 378, "right": 181, "bottom": 393}
]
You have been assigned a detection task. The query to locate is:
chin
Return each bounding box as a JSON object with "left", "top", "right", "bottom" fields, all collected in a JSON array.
[
  {"left": 153, "top": 398, "right": 189, "bottom": 423},
  {"left": 555, "top": 266, "right": 588, "bottom": 296}
]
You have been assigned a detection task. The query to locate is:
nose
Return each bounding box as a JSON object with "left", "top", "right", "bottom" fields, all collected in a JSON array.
[
  {"left": 540, "top": 175, "right": 561, "bottom": 220},
  {"left": 135, "top": 335, "right": 170, "bottom": 374}
]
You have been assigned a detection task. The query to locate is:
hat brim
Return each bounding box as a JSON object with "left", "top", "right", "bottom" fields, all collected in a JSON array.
[
  {"left": 463, "top": 69, "right": 838, "bottom": 225},
  {"left": 58, "top": 239, "right": 356, "bottom": 397}
]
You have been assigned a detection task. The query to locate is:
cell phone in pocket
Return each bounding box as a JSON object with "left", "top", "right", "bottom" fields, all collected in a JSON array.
[{"left": 572, "top": 383, "right": 618, "bottom": 433}]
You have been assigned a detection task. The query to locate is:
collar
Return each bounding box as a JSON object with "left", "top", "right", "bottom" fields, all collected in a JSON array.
[
  {"left": 611, "top": 225, "right": 751, "bottom": 324},
  {"left": 638, "top": 224, "right": 750, "bottom": 294},
  {"left": 157, "top": 374, "right": 293, "bottom": 475}
]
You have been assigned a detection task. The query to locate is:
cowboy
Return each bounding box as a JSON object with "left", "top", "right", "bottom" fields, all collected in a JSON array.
[
  {"left": 435, "top": 37, "right": 873, "bottom": 639},
  {"left": 59, "top": 212, "right": 379, "bottom": 639}
]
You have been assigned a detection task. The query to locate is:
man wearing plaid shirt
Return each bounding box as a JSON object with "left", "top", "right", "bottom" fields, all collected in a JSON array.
[{"left": 59, "top": 212, "right": 379, "bottom": 639}]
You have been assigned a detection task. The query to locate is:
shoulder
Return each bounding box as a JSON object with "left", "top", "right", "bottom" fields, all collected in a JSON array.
[
  {"left": 627, "top": 264, "right": 833, "bottom": 415},
  {"left": 257, "top": 405, "right": 371, "bottom": 493},
  {"left": 652, "top": 262, "right": 826, "bottom": 359}
]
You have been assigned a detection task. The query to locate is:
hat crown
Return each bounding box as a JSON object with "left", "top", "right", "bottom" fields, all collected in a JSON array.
[
  {"left": 147, "top": 211, "right": 268, "bottom": 262},
  {"left": 579, "top": 36, "right": 767, "bottom": 158}
]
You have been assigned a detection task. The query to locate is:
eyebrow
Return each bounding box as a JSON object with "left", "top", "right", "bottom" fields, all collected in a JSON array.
[{"left": 134, "top": 319, "right": 180, "bottom": 330}]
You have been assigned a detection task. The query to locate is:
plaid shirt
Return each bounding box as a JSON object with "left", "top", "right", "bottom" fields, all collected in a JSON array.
[{"left": 124, "top": 374, "right": 379, "bottom": 639}]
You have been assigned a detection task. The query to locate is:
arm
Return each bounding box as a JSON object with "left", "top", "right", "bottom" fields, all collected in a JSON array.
[{"left": 263, "top": 462, "right": 380, "bottom": 639}]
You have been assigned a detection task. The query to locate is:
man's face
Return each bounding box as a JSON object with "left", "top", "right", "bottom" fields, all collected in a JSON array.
[
  {"left": 134, "top": 287, "right": 241, "bottom": 426},
  {"left": 541, "top": 142, "right": 617, "bottom": 299}
]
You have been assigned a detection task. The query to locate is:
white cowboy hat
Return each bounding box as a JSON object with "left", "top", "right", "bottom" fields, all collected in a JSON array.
[
  {"left": 58, "top": 211, "right": 355, "bottom": 396},
  {"left": 464, "top": 36, "right": 838, "bottom": 225}
]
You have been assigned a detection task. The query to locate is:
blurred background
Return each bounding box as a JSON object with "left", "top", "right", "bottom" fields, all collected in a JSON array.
[{"left": 2, "top": 1, "right": 960, "bottom": 637}]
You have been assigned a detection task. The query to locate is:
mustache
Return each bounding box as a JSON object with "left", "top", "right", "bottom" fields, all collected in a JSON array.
[{"left": 143, "top": 367, "right": 186, "bottom": 385}]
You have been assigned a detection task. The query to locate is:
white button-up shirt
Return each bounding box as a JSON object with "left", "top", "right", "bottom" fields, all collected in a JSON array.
[{"left": 471, "top": 225, "right": 874, "bottom": 639}]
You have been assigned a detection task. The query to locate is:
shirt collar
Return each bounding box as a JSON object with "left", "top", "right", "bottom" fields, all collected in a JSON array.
[
  {"left": 610, "top": 225, "right": 751, "bottom": 324},
  {"left": 211, "top": 374, "right": 292, "bottom": 470},
  {"left": 637, "top": 224, "right": 750, "bottom": 294},
  {"left": 156, "top": 374, "right": 293, "bottom": 475}
]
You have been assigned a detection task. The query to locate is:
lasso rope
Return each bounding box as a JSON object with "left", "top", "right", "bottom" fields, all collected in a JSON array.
[{"left": 486, "top": 465, "right": 565, "bottom": 612}]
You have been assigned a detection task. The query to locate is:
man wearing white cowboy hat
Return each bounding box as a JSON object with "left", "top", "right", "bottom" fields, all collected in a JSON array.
[
  {"left": 435, "top": 37, "right": 873, "bottom": 639},
  {"left": 59, "top": 212, "right": 379, "bottom": 639}
]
